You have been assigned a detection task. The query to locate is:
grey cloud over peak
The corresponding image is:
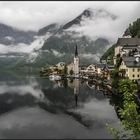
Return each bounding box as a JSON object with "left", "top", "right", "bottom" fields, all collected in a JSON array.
[{"left": 0, "top": 1, "right": 140, "bottom": 42}]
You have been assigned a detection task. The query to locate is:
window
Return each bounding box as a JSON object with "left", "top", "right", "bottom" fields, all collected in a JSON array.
[
  {"left": 133, "top": 74, "right": 135, "bottom": 77},
  {"left": 138, "top": 69, "right": 140, "bottom": 72},
  {"left": 133, "top": 68, "right": 135, "bottom": 72},
  {"left": 138, "top": 75, "right": 139, "bottom": 77}
]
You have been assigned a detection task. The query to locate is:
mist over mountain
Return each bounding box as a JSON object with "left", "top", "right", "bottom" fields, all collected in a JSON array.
[
  {"left": 24, "top": 8, "right": 116, "bottom": 67},
  {"left": 62, "top": 9, "right": 117, "bottom": 30},
  {"left": 0, "top": 23, "right": 36, "bottom": 45},
  {"left": 0, "top": 8, "right": 118, "bottom": 69}
]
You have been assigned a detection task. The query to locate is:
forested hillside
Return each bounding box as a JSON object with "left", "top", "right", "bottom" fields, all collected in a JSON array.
[{"left": 100, "top": 17, "right": 140, "bottom": 62}]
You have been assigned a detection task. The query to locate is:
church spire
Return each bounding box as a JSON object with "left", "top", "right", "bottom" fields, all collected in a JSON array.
[{"left": 75, "top": 44, "right": 78, "bottom": 57}]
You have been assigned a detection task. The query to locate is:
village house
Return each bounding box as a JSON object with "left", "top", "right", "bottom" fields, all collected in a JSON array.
[
  {"left": 114, "top": 38, "right": 140, "bottom": 65},
  {"left": 79, "top": 64, "right": 88, "bottom": 75},
  {"left": 49, "top": 66, "right": 57, "bottom": 71},
  {"left": 85, "top": 64, "right": 96, "bottom": 74},
  {"left": 112, "top": 37, "right": 140, "bottom": 80},
  {"left": 43, "top": 43, "right": 114, "bottom": 79},
  {"left": 95, "top": 63, "right": 114, "bottom": 79},
  {"left": 95, "top": 63, "right": 107, "bottom": 75},
  {"left": 45, "top": 62, "right": 65, "bottom": 75},
  {"left": 119, "top": 55, "right": 140, "bottom": 80},
  {"left": 55, "top": 62, "right": 65, "bottom": 70}
]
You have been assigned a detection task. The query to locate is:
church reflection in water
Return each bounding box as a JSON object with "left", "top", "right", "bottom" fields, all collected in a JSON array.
[
  {"left": 74, "top": 79, "right": 79, "bottom": 107},
  {"left": 51, "top": 77, "right": 107, "bottom": 108},
  {"left": 67, "top": 78, "right": 80, "bottom": 107}
]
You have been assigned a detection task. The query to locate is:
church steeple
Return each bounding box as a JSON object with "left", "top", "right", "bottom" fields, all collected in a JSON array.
[
  {"left": 75, "top": 44, "right": 78, "bottom": 57},
  {"left": 73, "top": 44, "right": 79, "bottom": 77}
]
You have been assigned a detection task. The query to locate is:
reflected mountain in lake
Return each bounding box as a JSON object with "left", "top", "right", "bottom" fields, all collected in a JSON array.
[{"left": 0, "top": 71, "right": 120, "bottom": 139}]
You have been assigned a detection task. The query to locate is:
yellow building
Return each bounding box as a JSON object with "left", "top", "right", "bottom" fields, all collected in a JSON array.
[{"left": 119, "top": 56, "right": 140, "bottom": 80}]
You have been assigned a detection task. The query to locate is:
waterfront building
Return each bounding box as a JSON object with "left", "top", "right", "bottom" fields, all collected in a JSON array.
[
  {"left": 119, "top": 55, "right": 140, "bottom": 80},
  {"left": 55, "top": 62, "right": 65, "bottom": 70},
  {"left": 114, "top": 38, "right": 140, "bottom": 65},
  {"left": 85, "top": 64, "right": 96, "bottom": 74},
  {"left": 67, "top": 45, "right": 80, "bottom": 77},
  {"left": 95, "top": 63, "right": 107, "bottom": 75}
]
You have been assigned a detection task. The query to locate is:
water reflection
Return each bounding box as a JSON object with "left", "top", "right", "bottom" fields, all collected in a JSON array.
[
  {"left": 0, "top": 71, "right": 120, "bottom": 139},
  {"left": 68, "top": 78, "right": 79, "bottom": 107}
]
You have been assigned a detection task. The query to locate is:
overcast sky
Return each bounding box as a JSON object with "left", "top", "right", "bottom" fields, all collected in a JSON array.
[{"left": 0, "top": 1, "right": 140, "bottom": 41}]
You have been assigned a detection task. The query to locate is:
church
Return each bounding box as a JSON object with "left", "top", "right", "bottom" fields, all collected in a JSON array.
[{"left": 67, "top": 45, "right": 80, "bottom": 77}]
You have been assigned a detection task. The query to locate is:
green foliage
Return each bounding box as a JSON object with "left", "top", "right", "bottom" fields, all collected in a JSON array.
[
  {"left": 110, "top": 69, "right": 119, "bottom": 79},
  {"left": 118, "top": 101, "right": 140, "bottom": 138},
  {"left": 118, "top": 79, "right": 137, "bottom": 95},
  {"left": 129, "top": 18, "right": 140, "bottom": 37},
  {"left": 137, "top": 30, "right": 140, "bottom": 38},
  {"left": 110, "top": 68, "right": 120, "bottom": 88},
  {"left": 107, "top": 79, "right": 140, "bottom": 139},
  {"left": 115, "top": 54, "right": 122, "bottom": 68},
  {"left": 118, "top": 79, "right": 140, "bottom": 138},
  {"left": 106, "top": 17, "right": 140, "bottom": 139},
  {"left": 106, "top": 124, "right": 120, "bottom": 139},
  {"left": 100, "top": 43, "right": 116, "bottom": 62}
]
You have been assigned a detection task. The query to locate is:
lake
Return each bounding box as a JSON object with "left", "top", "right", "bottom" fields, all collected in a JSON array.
[{"left": 0, "top": 71, "right": 120, "bottom": 139}]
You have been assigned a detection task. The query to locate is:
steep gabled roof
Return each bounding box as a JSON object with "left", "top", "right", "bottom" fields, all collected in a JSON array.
[
  {"left": 96, "top": 63, "right": 106, "bottom": 69},
  {"left": 123, "top": 44, "right": 138, "bottom": 49},
  {"left": 117, "top": 38, "right": 140, "bottom": 46},
  {"left": 123, "top": 56, "right": 140, "bottom": 67}
]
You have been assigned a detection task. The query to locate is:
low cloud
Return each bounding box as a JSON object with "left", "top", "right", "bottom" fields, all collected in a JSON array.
[
  {"left": 66, "top": 2, "right": 140, "bottom": 42},
  {"left": 0, "top": 2, "right": 140, "bottom": 52},
  {"left": 80, "top": 53, "right": 100, "bottom": 62},
  {"left": 0, "top": 1, "right": 139, "bottom": 34},
  {"left": 0, "top": 34, "right": 51, "bottom": 54},
  {"left": 51, "top": 49, "right": 65, "bottom": 57}
]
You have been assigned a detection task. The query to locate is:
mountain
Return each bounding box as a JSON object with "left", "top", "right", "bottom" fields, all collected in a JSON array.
[
  {"left": 62, "top": 9, "right": 92, "bottom": 29},
  {"left": 38, "top": 23, "right": 60, "bottom": 36},
  {"left": 63, "top": 9, "right": 117, "bottom": 30},
  {"left": 0, "top": 23, "right": 36, "bottom": 45},
  {"left": 0, "top": 23, "right": 37, "bottom": 69},
  {"left": 20, "top": 8, "right": 116, "bottom": 67},
  {"left": 2, "top": 8, "right": 118, "bottom": 69}
]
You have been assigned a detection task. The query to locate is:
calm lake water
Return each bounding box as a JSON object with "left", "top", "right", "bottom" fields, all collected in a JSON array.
[{"left": 0, "top": 71, "right": 121, "bottom": 139}]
